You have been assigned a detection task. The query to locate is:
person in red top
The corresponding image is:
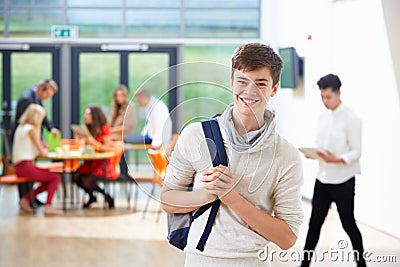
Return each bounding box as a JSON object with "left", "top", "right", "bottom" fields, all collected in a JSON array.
[{"left": 73, "top": 106, "right": 115, "bottom": 209}]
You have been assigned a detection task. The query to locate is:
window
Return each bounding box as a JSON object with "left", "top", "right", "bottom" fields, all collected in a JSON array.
[
  {"left": 1, "top": 1, "right": 260, "bottom": 38},
  {"left": 8, "top": 9, "right": 64, "bottom": 37}
]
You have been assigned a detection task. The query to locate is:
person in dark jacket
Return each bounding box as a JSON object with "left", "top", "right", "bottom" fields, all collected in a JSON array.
[{"left": 11, "top": 79, "right": 59, "bottom": 207}]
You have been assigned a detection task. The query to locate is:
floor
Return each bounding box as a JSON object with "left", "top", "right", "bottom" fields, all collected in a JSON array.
[{"left": 0, "top": 176, "right": 399, "bottom": 267}]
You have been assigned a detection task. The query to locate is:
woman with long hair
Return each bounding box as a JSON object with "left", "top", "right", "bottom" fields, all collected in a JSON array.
[
  {"left": 73, "top": 106, "right": 115, "bottom": 208},
  {"left": 12, "top": 104, "right": 62, "bottom": 215},
  {"left": 109, "top": 84, "right": 136, "bottom": 141}
]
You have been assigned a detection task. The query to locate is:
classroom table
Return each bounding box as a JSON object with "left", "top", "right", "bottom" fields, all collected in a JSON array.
[{"left": 39, "top": 151, "right": 115, "bottom": 211}]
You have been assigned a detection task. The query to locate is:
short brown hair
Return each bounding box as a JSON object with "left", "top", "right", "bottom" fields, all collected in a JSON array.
[
  {"left": 231, "top": 43, "right": 283, "bottom": 86},
  {"left": 134, "top": 88, "right": 149, "bottom": 99},
  {"left": 38, "top": 79, "right": 58, "bottom": 93}
]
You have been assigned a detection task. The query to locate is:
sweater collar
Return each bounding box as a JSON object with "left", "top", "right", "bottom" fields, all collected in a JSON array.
[{"left": 218, "top": 103, "right": 276, "bottom": 153}]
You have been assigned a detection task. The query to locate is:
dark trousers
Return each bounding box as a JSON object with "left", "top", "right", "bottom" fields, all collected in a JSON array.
[
  {"left": 301, "top": 178, "right": 366, "bottom": 267},
  {"left": 119, "top": 153, "right": 128, "bottom": 177},
  {"left": 18, "top": 182, "right": 34, "bottom": 199},
  {"left": 123, "top": 134, "right": 152, "bottom": 144},
  {"left": 122, "top": 134, "right": 151, "bottom": 178}
]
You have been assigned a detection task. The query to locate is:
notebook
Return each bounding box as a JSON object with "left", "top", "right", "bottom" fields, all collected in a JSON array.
[{"left": 47, "top": 132, "right": 61, "bottom": 152}]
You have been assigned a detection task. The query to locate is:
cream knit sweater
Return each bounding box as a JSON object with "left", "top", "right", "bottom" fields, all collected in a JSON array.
[{"left": 164, "top": 105, "right": 303, "bottom": 265}]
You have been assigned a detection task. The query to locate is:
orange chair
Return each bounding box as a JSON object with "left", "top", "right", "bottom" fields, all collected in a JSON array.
[
  {"left": 131, "top": 134, "right": 179, "bottom": 220},
  {"left": 0, "top": 153, "right": 35, "bottom": 213},
  {"left": 0, "top": 174, "right": 35, "bottom": 213},
  {"left": 0, "top": 174, "right": 32, "bottom": 191},
  {"left": 143, "top": 148, "right": 169, "bottom": 220},
  {"left": 0, "top": 130, "right": 36, "bottom": 211},
  {"left": 99, "top": 141, "right": 124, "bottom": 180}
]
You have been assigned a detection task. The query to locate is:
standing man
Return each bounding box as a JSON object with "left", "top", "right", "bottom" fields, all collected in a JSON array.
[
  {"left": 124, "top": 88, "right": 172, "bottom": 149},
  {"left": 301, "top": 74, "right": 366, "bottom": 267},
  {"left": 161, "top": 43, "right": 304, "bottom": 266},
  {"left": 12, "top": 79, "right": 59, "bottom": 206}
]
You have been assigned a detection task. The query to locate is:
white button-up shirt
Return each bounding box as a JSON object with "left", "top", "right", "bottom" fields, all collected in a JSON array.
[
  {"left": 141, "top": 96, "right": 172, "bottom": 147},
  {"left": 316, "top": 103, "right": 362, "bottom": 184}
]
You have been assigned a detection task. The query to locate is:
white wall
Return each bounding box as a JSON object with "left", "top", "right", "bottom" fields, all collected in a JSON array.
[
  {"left": 262, "top": 0, "right": 400, "bottom": 238},
  {"left": 381, "top": 0, "right": 400, "bottom": 98}
]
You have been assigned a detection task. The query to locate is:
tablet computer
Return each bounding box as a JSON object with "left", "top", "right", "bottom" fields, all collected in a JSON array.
[
  {"left": 71, "top": 124, "right": 87, "bottom": 137},
  {"left": 298, "top": 147, "right": 323, "bottom": 160}
]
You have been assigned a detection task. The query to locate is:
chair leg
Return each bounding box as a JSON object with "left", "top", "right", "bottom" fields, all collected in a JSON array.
[
  {"left": 156, "top": 203, "right": 162, "bottom": 223},
  {"left": 142, "top": 184, "right": 155, "bottom": 219},
  {"left": 70, "top": 174, "right": 74, "bottom": 206},
  {"left": 133, "top": 181, "right": 139, "bottom": 212},
  {"left": 61, "top": 174, "right": 67, "bottom": 211},
  {"left": 126, "top": 182, "right": 131, "bottom": 209},
  {"left": 103, "top": 181, "right": 108, "bottom": 209}
]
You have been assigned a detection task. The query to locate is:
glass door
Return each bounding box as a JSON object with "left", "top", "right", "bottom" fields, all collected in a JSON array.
[
  {"left": 0, "top": 46, "right": 60, "bottom": 133},
  {"left": 11, "top": 52, "right": 53, "bottom": 120},
  {"left": 1, "top": 46, "right": 60, "bottom": 175},
  {"left": 78, "top": 52, "right": 120, "bottom": 119},
  {"left": 71, "top": 45, "right": 178, "bottom": 177},
  {"left": 71, "top": 46, "right": 178, "bottom": 129},
  {"left": 128, "top": 52, "right": 170, "bottom": 135}
]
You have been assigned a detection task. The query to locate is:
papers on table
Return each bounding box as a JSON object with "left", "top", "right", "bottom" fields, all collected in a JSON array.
[{"left": 47, "top": 151, "right": 83, "bottom": 158}]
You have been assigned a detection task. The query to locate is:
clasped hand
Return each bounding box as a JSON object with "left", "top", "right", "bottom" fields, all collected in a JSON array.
[{"left": 201, "top": 165, "right": 237, "bottom": 204}]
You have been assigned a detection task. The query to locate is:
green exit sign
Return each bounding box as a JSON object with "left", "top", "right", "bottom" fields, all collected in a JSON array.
[{"left": 51, "top": 25, "right": 78, "bottom": 39}]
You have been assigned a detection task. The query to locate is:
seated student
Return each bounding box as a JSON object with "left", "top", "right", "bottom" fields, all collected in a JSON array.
[
  {"left": 12, "top": 104, "right": 62, "bottom": 215},
  {"left": 72, "top": 106, "right": 115, "bottom": 209},
  {"left": 109, "top": 84, "right": 136, "bottom": 178},
  {"left": 12, "top": 79, "right": 60, "bottom": 208},
  {"left": 109, "top": 84, "right": 136, "bottom": 141},
  {"left": 124, "top": 88, "right": 172, "bottom": 149}
]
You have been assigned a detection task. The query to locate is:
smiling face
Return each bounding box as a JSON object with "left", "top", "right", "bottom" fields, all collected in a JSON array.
[{"left": 232, "top": 67, "right": 279, "bottom": 120}]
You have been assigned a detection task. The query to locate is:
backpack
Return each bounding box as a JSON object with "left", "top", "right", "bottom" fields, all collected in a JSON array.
[{"left": 167, "top": 118, "right": 228, "bottom": 251}]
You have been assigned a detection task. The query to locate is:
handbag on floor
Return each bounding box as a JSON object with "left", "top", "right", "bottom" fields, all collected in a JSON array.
[{"left": 167, "top": 118, "right": 227, "bottom": 251}]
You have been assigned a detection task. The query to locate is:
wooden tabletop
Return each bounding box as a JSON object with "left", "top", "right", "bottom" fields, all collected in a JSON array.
[{"left": 124, "top": 143, "right": 151, "bottom": 151}]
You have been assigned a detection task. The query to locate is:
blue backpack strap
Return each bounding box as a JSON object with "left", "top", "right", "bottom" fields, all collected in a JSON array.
[
  {"left": 194, "top": 119, "right": 227, "bottom": 252},
  {"left": 201, "top": 119, "right": 228, "bottom": 166}
]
